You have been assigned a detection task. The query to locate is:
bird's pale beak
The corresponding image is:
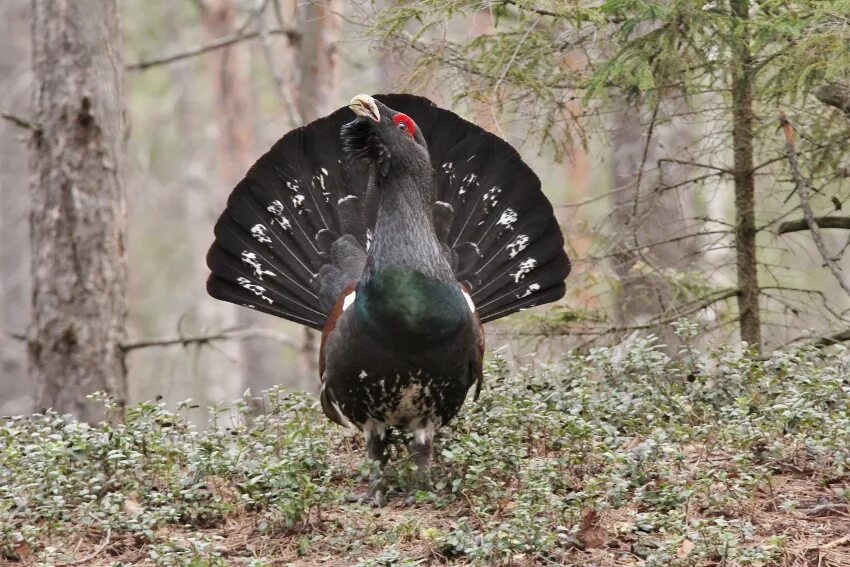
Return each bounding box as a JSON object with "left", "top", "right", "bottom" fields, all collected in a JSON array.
[{"left": 349, "top": 94, "right": 380, "bottom": 122}]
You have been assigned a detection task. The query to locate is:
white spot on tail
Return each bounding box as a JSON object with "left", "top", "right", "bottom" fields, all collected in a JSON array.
[
  {"left": 507, "top": 234, "right": 530, "bottom": 258},
  {"left": 459, "top": 173, "right": 479, "bottom": 196},
  {"left": 267, "top": 200, "right": 291, "bottom": 231},
  {"left": 241, "top": 251, "right": 275, "bottom": 280},
  {"left": 314, "top": 170, "right": 330, "bottom": 203},
  {"left": 250, "top": 224, "right": 272, "bottom": 244},
  {"left": 497, "top": 208, "right": 518, "bottom": 230},
  {"left": 510, "top": 258, "right": 537, "bottom": 283},
  {"left": 366, "top": 229, "right": 373, "bottom": 251},
  {"left": 516, "top": 283, "right": 541, "bottom": 298},
  {"left": 236, "top": 277, "right": 273, "bottom": 304},
  {"left": 359, "top": 369, "right": 368, "bottom": 379},
  {"left": 338, "top": 194, "right": 357, "bottom": 205}
]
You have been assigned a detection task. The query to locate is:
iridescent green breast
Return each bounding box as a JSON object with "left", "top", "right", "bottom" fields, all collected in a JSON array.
[{"left": 355, "top": 267, "right": 469, "bottom": 351}]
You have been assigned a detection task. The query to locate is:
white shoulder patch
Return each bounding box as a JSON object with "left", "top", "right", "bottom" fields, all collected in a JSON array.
[
  {"left": 342, "top": 290, "right": 356, "bottom": 311},
  {"left": 462, "top": 289, "right": 476, "bottom": 313}
]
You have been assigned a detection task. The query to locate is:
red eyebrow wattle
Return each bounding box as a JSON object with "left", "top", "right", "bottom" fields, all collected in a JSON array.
[{"left": 392, "top": 114, "right": 415, "bottom": 138}]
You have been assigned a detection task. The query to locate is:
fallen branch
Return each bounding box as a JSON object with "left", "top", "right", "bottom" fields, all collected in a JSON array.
[
  {"left": 777, "top": 216, "right": 850, "bottom": 235},
  {"left": 122, "top": 327, "right": 297, "bottom": 352},
  {"left": 127, "top": 27, "right": 300, "bottom": 72},
  {"left": 820, "top": 533, "right": 850, "bottom": 550},
  {"left": 779, "top": 113, "right": 850, "bottom": 299},
  {"left": 55, "top": 528, "right": 111, "bottom": 566}
]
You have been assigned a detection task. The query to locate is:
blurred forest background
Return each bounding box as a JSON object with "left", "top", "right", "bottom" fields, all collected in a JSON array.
[{"left": 1, "top": 0, "right": 849, "bottom": 421}]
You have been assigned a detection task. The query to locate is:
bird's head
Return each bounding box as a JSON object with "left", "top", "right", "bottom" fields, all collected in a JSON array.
[{"left": 341, "top": 94, "right": 430, "bottom": 177}]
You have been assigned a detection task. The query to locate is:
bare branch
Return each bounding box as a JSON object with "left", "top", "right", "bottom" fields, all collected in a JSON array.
[
  {"left": 779, "top": 112, "right": 850, "bottom": 299},
  {"left": 531, "top": 289, "right": 739, "bottom": 337},
  {"left": 1, "top": 111, "right": 39, "bottom": 132},
  {"left": 777, "top": 216, "right": 850, "bottom": 235},
  {"left": 127, "top": 27, "right": 300, "bottom": 72},
  {"left": 814, "top": 328, "right": 850, "bottom": 347},
  {"left": 122, "top": 327, "right": 297, "bottom": 353}
]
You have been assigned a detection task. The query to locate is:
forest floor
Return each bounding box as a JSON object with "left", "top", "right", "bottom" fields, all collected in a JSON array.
[{"left": 2, "top": 339, "right": 850, "bottom": 566}]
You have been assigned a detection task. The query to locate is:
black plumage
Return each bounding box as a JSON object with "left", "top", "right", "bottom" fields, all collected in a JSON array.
[{"left": 206, "top": 94, "right": 570, "bottom": 504}]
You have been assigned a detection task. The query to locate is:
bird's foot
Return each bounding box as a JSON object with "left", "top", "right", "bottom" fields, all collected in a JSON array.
[
  {"left": 345, "top": 480, "right": 388, "bottom": 508},
  {"left": 370, "top": 477, "right": 388, "bottom": 507}
]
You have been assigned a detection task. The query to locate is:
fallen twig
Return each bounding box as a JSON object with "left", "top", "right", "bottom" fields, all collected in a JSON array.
[
  {"left": 55, "top": 528, "right": 111, "bottom": 566},
  {"left": 810, "top": 533, "right": 850, "bottom": 551}
]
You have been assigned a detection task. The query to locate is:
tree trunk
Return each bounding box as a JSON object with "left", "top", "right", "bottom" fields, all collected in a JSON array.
[
  {"left": 610, "top": 96, "right": 700, "bottom": 350},
  {"left": 0, "top": 0, "right": 32, "bottom": 414},
  {"left": 296, "top": 1, "right": 340, "bottom": 124},
  {"left": 29, "top": 0, "right": 128, "bottom": 420},
  {"left": 199, "top": 0, "right": 254, "bottom": 404},
  {"left": 296, "top": 0, "right": 340, "bottom": 385},
  {"left": 729, "top": 0, "right": 761, "bottom": 353}
]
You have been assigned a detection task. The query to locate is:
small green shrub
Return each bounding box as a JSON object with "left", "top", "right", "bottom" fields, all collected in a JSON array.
[{"left": 1, "top": 336, "right": 848, "bottom": 565}]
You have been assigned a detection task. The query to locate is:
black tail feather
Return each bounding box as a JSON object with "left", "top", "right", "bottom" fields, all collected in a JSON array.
[
  {"left": 207, "top": 93, "right": 569, "bottom": 328},
  {"left": 373, "top": 94, "right": 570, "bottom": 322}
]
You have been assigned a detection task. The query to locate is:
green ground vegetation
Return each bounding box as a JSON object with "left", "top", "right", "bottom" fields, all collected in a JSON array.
[{"left": 2, "top": 322, "right": 849, "bottom": 566}]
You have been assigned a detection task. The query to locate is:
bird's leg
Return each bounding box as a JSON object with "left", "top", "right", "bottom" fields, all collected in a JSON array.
[
  {"left": 410, "top": 424, "right": 434, "bottom": 491},
  {"left": 365, "top": 425, "right": 389, "bottom": 507}
]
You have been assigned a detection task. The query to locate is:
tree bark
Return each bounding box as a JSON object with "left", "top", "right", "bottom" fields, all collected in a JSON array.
[
  {"left": 198, "top": 0, "right": 255, "bottom": 403},
  {"left": 296, "top": 0, "right": 340, "bottom": 385},
  {"left": 29, "top": 0, "right": 128, "bottom": 420},
  {"left": 296, "top": 1, "right": 340, "bottom": 123},
  {"left": 729, "top": 0, "right": 762, "bottom": 353},
  {"left": 0, "top": 0, "right": 32, "bottom": 414}
]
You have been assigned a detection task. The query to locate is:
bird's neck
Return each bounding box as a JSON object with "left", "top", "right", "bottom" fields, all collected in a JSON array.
[
  {"left": 368, "top": 169, "right": 453, "bottom": 281},
  {"left": 356, "top": 168, "right": 469, "bottom": 347}
]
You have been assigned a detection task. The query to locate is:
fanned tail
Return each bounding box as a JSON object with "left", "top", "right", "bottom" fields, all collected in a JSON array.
[
  {"left": 373, "top": 94, "right": 570, "bottom": 323},
  {"left": 207, "top": 94, "right": 569, "bottom": 329},
  {"left": 206, "top": 107, "right": 372, "bottom": 330}
]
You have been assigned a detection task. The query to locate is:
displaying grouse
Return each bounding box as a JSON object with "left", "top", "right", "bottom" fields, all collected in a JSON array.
[{"left": 206, "top": 94, "right": 570, "bottom": 504}]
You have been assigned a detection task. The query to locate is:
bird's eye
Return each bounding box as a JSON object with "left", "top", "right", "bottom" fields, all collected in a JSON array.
[{"left": 392, "top": 114, "right": 415, "bottom": 139}]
